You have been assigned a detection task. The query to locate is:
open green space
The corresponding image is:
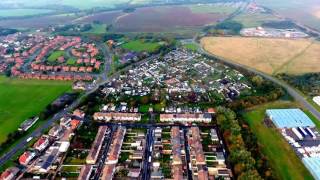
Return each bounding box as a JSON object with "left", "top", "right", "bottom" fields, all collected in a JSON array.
[
  {"left": 183, "top": 43, "right": 198, "bottom": 51},
  {"left": 3, "top": 0, "right": 130, "bottom": 10},
  {"left": 233, "top": 12, "right": 281, "bottom": 28},
  {"left": 256, "top": 0, "right": 320, "bottom": 31},
  {"left": 66, "top": 58, "right": 77, "bottom": 65},
  {"left": 48, "top": 50, "right": 65, "bottom": 62},
  {"left": 242, "top": 100, "right": 314, "bottom": 180},
  {"left": 85, "top": 23, "right": 107, "bottom": 34},
  {"left": 121, "top": 40, "right": 161, "bottom": 53},
  {"left": 187, "top": 4, "right": 238, "bottom": 14},
  {"left": 0, "top": 76, "right": 71, "bottom": 144},
  {"left": 0, "top": 9, "right": 54, "bottom": 17}
]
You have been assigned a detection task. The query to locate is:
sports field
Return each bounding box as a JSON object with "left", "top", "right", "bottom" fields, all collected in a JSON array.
[
  {"left": 201, "top": 37, "right": 320, "bottom": 75},
  {"left": 121, "top": 40, "right": 161, "bottom": 52},
  {"left": 242, "top": 101, "right": 314, "bottom": 180},
  {"left": 0, "top": 76, "right": 71, "bottom": 144}
]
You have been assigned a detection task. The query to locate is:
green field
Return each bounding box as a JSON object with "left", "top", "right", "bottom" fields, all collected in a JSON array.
[
  {"left": 242, "top": 101, "right": 314, "bottom": 180},
  {"left": 183, "top": 43, "right": 198, "bottom": 51},
  {"left": 256, "top": 0, "right": 320, "bottom": 31},
  {"left": 48, "top": 50, "right": 65, "bottom": 62},
  {"left": 187, "top": 4, "right": 238, "bottom": 14},
  {"left": 5, "top": 0, "right": 130, "bottom": 10},
  {"left": 85, "top": 24, "right": 107, "bottom": 34},
  {"left": 121, "top": 40, "right": 161, "bottom": 53},
  {"left": 233, "top": 12, "right": 282, "bottom": 27},
  {"left": 0, "top": 9, "right": 54, "bottom": 17},
  {"left": 0, "top": 76, "right": 71, "bottom": 144},
  {"left": 66, "top": 58, "right": 77, "bottom": 65}
]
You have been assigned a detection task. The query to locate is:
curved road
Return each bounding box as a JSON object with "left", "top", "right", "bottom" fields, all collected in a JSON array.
[{"left": 199, "top": 46, "right": 320, "bottom": 120}]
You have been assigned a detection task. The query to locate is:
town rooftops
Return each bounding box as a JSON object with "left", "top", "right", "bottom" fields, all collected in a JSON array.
[
  {"left": 19, "top": 151, "right": 36, "bottom": 166},
  {"left": 302, "top": 157, "right": 320, "bottom": 180},
  {"left": 93, "top": 112, "right": 141, "bottom": 121},
  {"left": 171, "top": 127, "right": 183, "bottom": 165},
  {"left": 86, "top": 126, "right": 108, "bottom": 164},
  {"left": 160, "top": 113, "right": 212, "bottom": 122},
  {"left": 0, "top": 167, "right": 19, "bottom": 180},
  {"left": 106, "top": 127, "right": 126, "bottom": 162},
  {"left": 101, "top": 164, "right": 115, "bottom": 180},
  {"left": 266, "top": 109, "right": 315, "bottom": 128},
  {"left": 78, "top": 165, "right": 93, "bottom": 180}
]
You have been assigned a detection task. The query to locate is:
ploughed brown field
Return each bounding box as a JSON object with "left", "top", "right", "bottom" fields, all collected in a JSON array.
[
  {"left": 200, "top": 37, "right": 320, "bottom": 75},
  {"left": 113, "top": 6, "right": 225, "bottom": 32},
  {"left": 0, "top": 14, "right": 77, "bottom": 28},
  {"left": 0, "top": 4, "right": 232, "bottom": 31}
]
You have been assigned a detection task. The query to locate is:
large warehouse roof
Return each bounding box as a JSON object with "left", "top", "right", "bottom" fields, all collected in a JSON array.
[
  {"left": 302, "top": 157, "right": 320, "bottom": 180},
  {"left": 266, "top": 109, "right": 315, "bottom": 128}
]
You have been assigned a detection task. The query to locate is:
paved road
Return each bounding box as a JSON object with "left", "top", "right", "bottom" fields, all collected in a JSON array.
[
  {"left": 92, "top": 126, "right": 114, "bottom": 180},
  {"left": 199, "top": 47, "right": 320, "bottom": 120},
  {"left": 183, "top": 129, "right": 193, "bottom": 180},
  {"left": 141, "top": 127, "right": 154, "bottom": 180}
]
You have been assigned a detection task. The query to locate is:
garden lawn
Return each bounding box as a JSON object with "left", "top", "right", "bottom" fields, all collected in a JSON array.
[
  {"left": 242, "top": 101, "right": 313, "bottom": 180},
  {"left": 48, "top": 50, "right": 65, "bottom": 62},
  {"left": 121, "top": 40, "right": 161, "bottom": 53},
  {"left": 0, "top": 76, "right": 71, "bottom": 144},
  {"left": 66, "top": 58, "right": 77, "bottom": 65},
  {"left": 0, "top": 9, "right": 54, "bottom": 17}
]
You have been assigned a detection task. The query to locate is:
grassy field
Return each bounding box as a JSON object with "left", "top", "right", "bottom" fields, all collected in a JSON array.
[
  {"left": 256, "top": 0, "right": 320, "bottom": 31},
  {"left": 84, "top": 23, "right": 107, "bottom": 34},
  {"left": 121, "top": 40, "right": 161, "bottom": 52},
  {"left": 233, "top": 12, "right": 282, "bottom": 27},
  {"left": 0, "top": 9, "right": 54, "bottom": 17},
  {"left": 201, "top": 37, "right": 320, "bottom": 75},
  {"left": 183, "top": 43, "right": 198, "bottom": 51},
  {"left": 66, "top": 58, "right": 76, "bottom": 65},
  {"left": 187, "top": 3, "right": 239, "bottom": 14},
  {"left": 1, "top": 0, "right": 130, "bottom": 10},
  {"left": 0, "top": 76, "right": 71, "bottom": 144},
  {"left": 48, "top": 50, "right": 65, "bottom": 62},
  {"left": 242, "top": 101, "right": 314, "bottom": 180}
]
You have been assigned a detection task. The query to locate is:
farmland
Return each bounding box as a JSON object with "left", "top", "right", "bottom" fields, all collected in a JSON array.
[
  {"left": 200, "top": 37, "right": 320, "bottom": 75},
  {"left": 0, "top": 0, "right": 130, "bottom": 10},
  {"left": 84, "top": 23, "right": 107, "bottom": 34},
  {"left": 256, "top": 0, "right": 320, "bottom": 31},
  {"left": 78, "top": 4, "right": 238, "bottom": 33},
  {"left": 0, "top": 3, "right": 240, "bottom": 32},
  {"left": 0, "top": 9, "right": 54, "bottom": 18},
  {"left": 113, "top": 5, "right": 226, "bottom": 32},
  {"left": 121, "top": 40, "right": 161, "bottom": 52},
  {"left": 0, "top": 14, "right": 77, "bottom": 28},
  {"left": 242, "top": 101, "right": 314, "bottom": 180},
  {"left": 186, "top": 3, "right": 240, "bottom": 14},
  {"left": 0, "top": 76, "right": 71, "bottom": 144},
  {"left": 233, "top": 12, "right": 282, "bottom": 28}
]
